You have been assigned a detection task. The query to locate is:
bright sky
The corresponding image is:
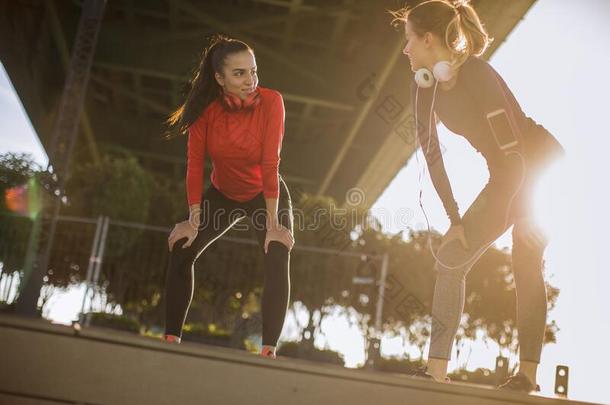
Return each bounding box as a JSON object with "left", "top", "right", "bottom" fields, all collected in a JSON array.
[
  {"left": 1, "top": 1, "right": 609, "bottom": 403},
  {"left": 0, "top": 66, "right": 47, "bottom": 167}
]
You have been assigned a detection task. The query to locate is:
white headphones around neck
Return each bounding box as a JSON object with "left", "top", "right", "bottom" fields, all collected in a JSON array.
[{"left": 414, "top": 60, "right": 454, "bottom": 88}]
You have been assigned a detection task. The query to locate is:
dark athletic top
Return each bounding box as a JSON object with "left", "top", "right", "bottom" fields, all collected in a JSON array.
[{"left": 411, "top": 55, "right": 563, "bottom": 225}]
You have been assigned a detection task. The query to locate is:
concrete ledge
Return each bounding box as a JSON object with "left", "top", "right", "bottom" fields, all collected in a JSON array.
[{"left": 0, "top": 314, "right": 599, "bottom": 405}]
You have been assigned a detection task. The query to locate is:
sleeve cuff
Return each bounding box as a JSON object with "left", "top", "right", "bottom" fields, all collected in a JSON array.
[{"left": 187, "top": 194, "right": 202, "bottom": 206}]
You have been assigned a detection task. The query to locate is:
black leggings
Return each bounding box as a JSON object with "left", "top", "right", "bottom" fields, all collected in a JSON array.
[{"left": 164, "top": 177, "right": 293, "bottom": 346}]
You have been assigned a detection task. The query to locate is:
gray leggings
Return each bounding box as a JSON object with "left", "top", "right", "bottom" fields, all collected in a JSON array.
[{"left": 428, "top": 175, "right": 548, "bottom": 363}]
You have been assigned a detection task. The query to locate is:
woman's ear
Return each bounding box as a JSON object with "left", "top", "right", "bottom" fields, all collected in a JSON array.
[
  {"left": 214, "top": 72, "right": 225, "bottom": 87},
  {"left": 423, "top": 32, "right": 433, "bottom": 48}
]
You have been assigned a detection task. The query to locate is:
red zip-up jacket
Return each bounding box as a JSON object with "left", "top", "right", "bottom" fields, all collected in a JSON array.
[{"left": 186, "top": 87, "right": 285, "bottom": 205}]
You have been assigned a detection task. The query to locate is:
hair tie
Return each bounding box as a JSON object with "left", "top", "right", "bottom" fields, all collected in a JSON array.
[{"left": 453, "top": 0, "right": 468, "bottom": 13}]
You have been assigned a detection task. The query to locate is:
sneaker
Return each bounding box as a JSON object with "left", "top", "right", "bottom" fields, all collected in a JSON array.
[
  {"left": 260, "top": 346, "right": 276, "bottom": 359},
  {"left": 497, "top": 373, "right": 540, "bottom": 393},
  {"left": 163, "top": 334, "right": 181, "bottom": 344},
  {"left": 411, "top": 368, "right": 451, "bottom": 383}
]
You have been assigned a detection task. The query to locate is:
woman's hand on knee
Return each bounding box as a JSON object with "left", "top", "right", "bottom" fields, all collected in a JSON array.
[
  {"left": 168, "top": 220, "right": 198, "bottom": 252},
  {"left": 264, "top": 224, "right": 294, "bottom": 253},
  {"left": 440, "top": 224, "right": 469, "bottom": 251}
]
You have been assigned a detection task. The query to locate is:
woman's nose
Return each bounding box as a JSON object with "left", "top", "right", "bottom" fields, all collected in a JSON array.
[{"left": 402, "top": 46, "right": 409, "bottom": 56}]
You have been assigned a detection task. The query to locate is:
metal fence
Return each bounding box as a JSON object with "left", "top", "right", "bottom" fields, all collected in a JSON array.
[{"left": 0, "top": 212, "right": 389, "bottom": 342}]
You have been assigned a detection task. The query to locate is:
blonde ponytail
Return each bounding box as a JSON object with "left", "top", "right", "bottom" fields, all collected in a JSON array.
[{"left": 453, "top": 1, "right": 492, "bottom": 59}]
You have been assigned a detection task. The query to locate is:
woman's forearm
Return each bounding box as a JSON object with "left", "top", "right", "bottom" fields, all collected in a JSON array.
[
  {"left": 265, "top": 198, "right": 280, "bottom": 229},
  {"left": 189, "top": 203, "right": 201, "bottom": 227}
]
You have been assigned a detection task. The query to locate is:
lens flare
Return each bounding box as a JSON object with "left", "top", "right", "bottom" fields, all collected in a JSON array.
[{"left": 4, "top": 177, "right": 41, "bottom": 219}]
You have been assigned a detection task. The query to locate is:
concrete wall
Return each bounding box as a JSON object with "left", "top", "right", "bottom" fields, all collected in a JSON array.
[{"left": 0, "top": 314, "right": 597, "bottom": 405}]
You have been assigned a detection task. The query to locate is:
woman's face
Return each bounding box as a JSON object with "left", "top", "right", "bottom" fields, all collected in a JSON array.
[
  {"left": 402, "top": 21, "right": 432, "bottom": 72},
  {"left": 215, "top": 50, "right": 258, "bottom": 100}
]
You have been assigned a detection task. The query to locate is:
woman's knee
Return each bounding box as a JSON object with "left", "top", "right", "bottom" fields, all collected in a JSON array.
[
  {"left": 434, "top": 263, "right": 468, "bottom": 283},
  {"left": 264, "top": 241, "right": 290, "bottom": 264},
  {"left": 169, "top": 236, "right": 191, "bottom": 252},
  {"left": 433, "top": 242, "right": 472, "bottom": 276},
  {"left": 168, "top": 240, "right": 199, "bottom": 271}
]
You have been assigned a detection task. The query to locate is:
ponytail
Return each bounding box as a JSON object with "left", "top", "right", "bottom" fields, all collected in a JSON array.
[{"left": 451, "top": 0, "right": 492, "bottom": 66}]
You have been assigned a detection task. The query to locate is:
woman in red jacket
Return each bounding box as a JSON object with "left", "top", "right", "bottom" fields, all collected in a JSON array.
[{"left": 164, "top": 35, "right": 294, "bottom": 359}]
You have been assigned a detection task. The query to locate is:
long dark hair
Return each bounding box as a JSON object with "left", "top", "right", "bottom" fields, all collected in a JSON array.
[{"left": 165, "top": 34, "right": 252, "bottom": 139}]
